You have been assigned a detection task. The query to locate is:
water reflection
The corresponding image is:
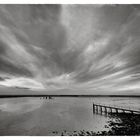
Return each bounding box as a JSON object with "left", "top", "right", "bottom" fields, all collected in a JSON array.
[
  {"left": 0, "top": 97, "right": 109, "bottom": 135},
  {"left": 0, "top": 98, "right": 44, "bottom": 114}
]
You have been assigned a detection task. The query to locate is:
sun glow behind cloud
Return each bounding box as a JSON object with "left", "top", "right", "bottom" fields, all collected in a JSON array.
[{"left": 0, "top": 5, "right": 140, "bottom": 94}]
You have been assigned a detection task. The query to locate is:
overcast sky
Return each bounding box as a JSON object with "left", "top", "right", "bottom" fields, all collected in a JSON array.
[{"left": 0, "top": 4, "right": 140, "bottom": 95}]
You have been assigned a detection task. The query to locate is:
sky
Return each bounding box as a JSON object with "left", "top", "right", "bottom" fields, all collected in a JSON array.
[{"left": 0, "top": 4, "right": 140, "bottom": 95}]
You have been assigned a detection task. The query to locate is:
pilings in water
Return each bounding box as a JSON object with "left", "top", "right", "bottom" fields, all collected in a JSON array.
[
  {"left": 104, "top": 107, "right": 107, "bottom": 114},
  {"left": 40, "top": 96, "right": 53, "bottom": 100},
  {"left": 96, "top": 105, "right": 98, "bottom": 113},
  {"left": 100, "top": 106, "right": 102, "bottom": 114},
  {"left": 110, "top": 107, "right": 112, "bottom": 114},
  {"left": 93, "top": 103, "right": 140, "bottom": 115},
  {"left": 93, "top": 104, "right": 95, "bottom": 113}
]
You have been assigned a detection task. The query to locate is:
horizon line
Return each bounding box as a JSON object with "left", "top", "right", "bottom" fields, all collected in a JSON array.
[{"left": 0, "top": 94, "right": 140, "bottom": 98}]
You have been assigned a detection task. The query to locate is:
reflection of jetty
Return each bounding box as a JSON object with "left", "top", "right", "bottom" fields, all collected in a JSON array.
[{"left": 93, "top": 103, "right": 140, "bottom": 115}]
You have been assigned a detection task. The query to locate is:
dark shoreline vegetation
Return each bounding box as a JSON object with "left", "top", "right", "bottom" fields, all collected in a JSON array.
[
  {"left": 106, "top": 113, "right": 140, "bottom": 136},
  {"left": 54, "top": 113, "right": 140, "bottom": 136}
]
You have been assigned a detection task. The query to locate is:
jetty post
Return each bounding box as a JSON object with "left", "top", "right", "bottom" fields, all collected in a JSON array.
[
  {"left": 122, "top": 109, "right": 125, "bottom": 113},
  {"left": 115, "top": 108, "right": 118, "bottom": 114},
  {"left": 96, "top": 105, "right": 98, "bottom": 113},
  {"left": 100, "top": 106, "right": 102, "bottom": 114},
  {"left": 93, "top": 103, "right": 95, "bottom": 113},
  {"left": 104, "top": 107, "right": 107, "bottom": 114},
  {"left": 131, "top": 111, "right": 134, "bottom": 114},
  {"left": 110, "top": 107, "right": 112, "bottom": 114}
]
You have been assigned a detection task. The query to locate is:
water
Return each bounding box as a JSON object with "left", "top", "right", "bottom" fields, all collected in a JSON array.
[{"left": 0, "top": 97, "right": 139, "bottom": 135}]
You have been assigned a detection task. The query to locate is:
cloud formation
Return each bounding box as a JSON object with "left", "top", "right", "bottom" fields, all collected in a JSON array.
[{"left": 0, "top": 5, "right": 140, "bottom": 94}]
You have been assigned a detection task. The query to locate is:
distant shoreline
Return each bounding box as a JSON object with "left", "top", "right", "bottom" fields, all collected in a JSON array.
[{"left": 0, "top": 95, "right": 140, "bottom": 98}]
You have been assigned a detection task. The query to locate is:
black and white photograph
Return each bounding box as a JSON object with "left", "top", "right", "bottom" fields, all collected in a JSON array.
[{"left": 0, "top": 3, "right": 139, "bottom": 136}]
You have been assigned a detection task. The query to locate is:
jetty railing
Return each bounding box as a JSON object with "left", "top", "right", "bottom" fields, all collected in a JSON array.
[{"left": 93, "top": 103, "right": 140, "bottom": 115}]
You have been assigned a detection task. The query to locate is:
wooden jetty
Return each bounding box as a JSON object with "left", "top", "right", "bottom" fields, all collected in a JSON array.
[{"left": 93, "top": 103, "right": 140, "bottom": 115}]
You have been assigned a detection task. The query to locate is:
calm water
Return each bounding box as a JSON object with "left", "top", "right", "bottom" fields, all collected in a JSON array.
[{"left": 0, "top": 97, "right": 139, "bottom": 135}]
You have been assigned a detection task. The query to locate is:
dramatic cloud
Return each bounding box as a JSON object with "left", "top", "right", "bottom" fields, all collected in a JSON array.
[{"left": 0, "top": 4, "right": 140, "bottom": 94}]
